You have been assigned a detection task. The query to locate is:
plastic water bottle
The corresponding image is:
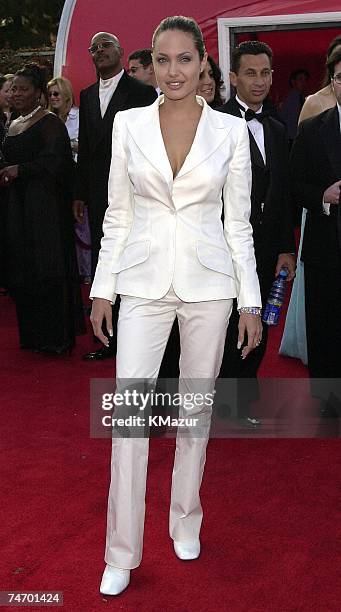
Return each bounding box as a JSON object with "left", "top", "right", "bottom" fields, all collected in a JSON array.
[{"left": 262, "top": 268, "right": 288, "bottom": 326}]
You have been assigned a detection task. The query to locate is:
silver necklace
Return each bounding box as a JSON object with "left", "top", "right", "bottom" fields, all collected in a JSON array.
[{"left": 17, "top": 105, "right": 42, "bottom": 123}]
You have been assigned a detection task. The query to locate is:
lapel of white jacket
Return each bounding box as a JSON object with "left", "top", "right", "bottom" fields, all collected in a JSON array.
[
  {"left": 176, "top": 97, "right": 232, "bottom": 179},
  {"left": 126, "top": 96, "right": 232, "bottom": 186},
  {"left": 126, "top": 96, "right": 173, "bottom": 187}
]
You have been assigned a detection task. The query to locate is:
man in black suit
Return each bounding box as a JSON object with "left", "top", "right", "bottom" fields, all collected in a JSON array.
[
  {"left": 291, "top": 47, "right": 341, "bottom": 380},
  {"left": 217, "top": 41, "right": 296, "bottom": 425},
  {"left": 73, "top": 32, "right": 157, "bottom": 360}
]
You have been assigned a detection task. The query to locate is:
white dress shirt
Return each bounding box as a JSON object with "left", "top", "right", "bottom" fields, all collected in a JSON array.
[
  {"left": 99, "top": 69, "right": 124, "bottom": 117},
  {"left": 65, "top": 106, "right": 79, "bottom": 161},
  {"left": 236, "top": 95, "right": 266, "bottom": 164},
  {"left": 65, "top": 106, "right": 79, "bottom": 140}
]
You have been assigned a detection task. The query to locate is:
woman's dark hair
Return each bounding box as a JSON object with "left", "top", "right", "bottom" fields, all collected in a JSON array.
[
  {"left": 0, "top": 76, "right": 7, "bottom": 90},
  {"left": 203, "top": 55, "right": 224, "bottom": 108},
  {"left": 326, "top": 47, "right": 341, "bottom": 81},
  {"left": 152, "top": 15, "right": 206, "bottom": 60},
  {"left": 327, "top": 34, "right": 341, "bottom": 59},
  {"left": 15, "top": 63, "right": 47, "bottom": 98},
  {"left": 322, "top": 35, "right": 341, "bottom": 87}
]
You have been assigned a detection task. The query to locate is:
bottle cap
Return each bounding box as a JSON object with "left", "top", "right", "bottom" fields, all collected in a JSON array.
[{"left": 279, "top": 268, "right": 288, "bottom": 278}]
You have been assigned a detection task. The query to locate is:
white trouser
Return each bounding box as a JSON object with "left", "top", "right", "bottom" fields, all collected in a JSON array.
[{"left": 105, "top": 287, "right": 233, "bottom": 569}]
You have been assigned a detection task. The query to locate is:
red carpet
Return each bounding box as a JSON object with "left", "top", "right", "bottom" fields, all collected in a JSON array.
[{"left": 1, "top": 290, "right": 341, "bottom": 611}]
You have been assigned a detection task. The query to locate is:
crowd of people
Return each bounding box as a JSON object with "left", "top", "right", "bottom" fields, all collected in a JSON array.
[
  {"left": 0, "top": 27, "right": 339, "bottom": 371},
  {"left": 1, "top": 13, "right": 341, "bottom": 597},
  {"left": 0, "top": 28, "right": 340, "bottom": 374},
  {"left": 0, "top": 36, "right": 231, "bottom": 359}
]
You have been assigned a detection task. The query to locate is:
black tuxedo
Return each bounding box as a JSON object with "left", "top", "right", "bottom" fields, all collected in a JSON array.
[
  {"left": 217, "top": 97, "right": 295, "bottom": 390},
  {"left": 291, "top": 105, "right": 341, "bottom": 377},
  {"left": 219, "top": 97, "right": 295, "bottom": 302},
  {"left": 74, "top": 70, "right": 157, "bottom": 276}
]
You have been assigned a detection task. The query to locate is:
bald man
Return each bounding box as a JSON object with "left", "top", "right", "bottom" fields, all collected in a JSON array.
[{"left": 74, "top": 32, "right": 157, "bottom": 360}]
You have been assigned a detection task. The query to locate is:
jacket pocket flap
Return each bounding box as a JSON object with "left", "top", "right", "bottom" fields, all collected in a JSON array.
[
  {"left": 112, "top": 240, "right": 151, "bottom": 273},
  {"left": 196, "top": 241, "right": 234, "bottom": 277}
]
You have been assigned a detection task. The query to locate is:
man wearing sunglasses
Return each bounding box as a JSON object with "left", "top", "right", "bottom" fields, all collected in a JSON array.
[
  {"left": 291, "top": 46, "right": 341, "bottom": 380},
  {"left": 73, "top": 32, "right": 157, "bottom": 361}
]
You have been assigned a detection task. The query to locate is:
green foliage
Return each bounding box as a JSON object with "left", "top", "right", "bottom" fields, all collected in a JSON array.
[
  {"left": 0, "top": 48, "right": 54, "bottom": 77},
  {"left": 0, "top": 49, "right": 27, "bottom": 74},
  {"left": 0, "top": 0, "right": 65, "bottom": 48}
]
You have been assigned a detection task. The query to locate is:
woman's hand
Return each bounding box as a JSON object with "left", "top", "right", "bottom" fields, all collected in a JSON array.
[
  {"left": 90, "top": 298, "right": 113, "bottom": 346},
  {"left": 0, "top": 165, "right": 19, "bottom": 187},
  {"left": 237, "top": 313, "right": 263, "bottom": 360}
]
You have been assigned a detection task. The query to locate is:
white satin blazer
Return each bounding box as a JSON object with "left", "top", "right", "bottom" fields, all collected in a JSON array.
[{"left": 90, "top": 95, "right": 261, "bottom": 307}]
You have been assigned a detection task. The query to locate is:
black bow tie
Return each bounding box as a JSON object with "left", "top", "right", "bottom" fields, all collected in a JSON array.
[{"left": 244, "top": 108, "right": 270, "bottom": 123}]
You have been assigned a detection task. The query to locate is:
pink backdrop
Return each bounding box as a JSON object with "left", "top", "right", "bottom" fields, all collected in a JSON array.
[{"left": 62, "top": 0, "right": 341, "bottom": 101}]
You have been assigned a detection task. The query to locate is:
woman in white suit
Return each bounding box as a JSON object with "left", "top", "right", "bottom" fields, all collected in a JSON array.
[{"left": 90, "top": 16, "right": 262, "bottom": 595}]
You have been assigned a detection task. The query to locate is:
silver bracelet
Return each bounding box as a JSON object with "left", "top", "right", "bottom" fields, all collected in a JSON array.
[{"left": 238, "top": 307, "right": 262, "bottom": 316}]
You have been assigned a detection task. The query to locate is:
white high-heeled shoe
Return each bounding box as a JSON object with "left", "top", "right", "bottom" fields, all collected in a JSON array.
[
  {"left": 99, "top": 564, "right": 130, "bottom": 595},
  {"left": 173, "top": 539, "right": 201, "bottom": 560}
]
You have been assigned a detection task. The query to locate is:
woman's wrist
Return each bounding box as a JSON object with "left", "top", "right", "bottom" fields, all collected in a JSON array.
[{"left": 238, "top": 306, "right": 262, "bottom": 316}]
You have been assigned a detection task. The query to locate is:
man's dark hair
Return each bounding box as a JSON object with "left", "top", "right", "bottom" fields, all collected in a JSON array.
[
  {"left": 128, "top": 49, "right": 152, "bottom": 67},
  {"left": 326, "top": 47, "right": 341, "bottom": 80},
  {"left": 289, "top": 68, "right": 310, "bottom": 87},
  {"left": 231, "top": 40, "right": 273, "bottom": 73}
]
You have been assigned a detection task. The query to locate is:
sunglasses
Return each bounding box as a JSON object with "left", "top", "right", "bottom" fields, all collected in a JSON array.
[
  {"left": 88, "top": 41, "right": 117, "bottom": 54},
  {"left": 49, "top": 91, "right": 60, "bottom": 98}
]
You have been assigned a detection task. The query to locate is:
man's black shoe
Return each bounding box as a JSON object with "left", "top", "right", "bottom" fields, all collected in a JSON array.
[{"left": 82, "top": 346, "right": 116, "bottom": 360}]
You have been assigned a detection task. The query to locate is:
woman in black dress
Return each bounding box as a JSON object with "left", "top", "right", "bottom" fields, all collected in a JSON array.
[{"left": 0, "top": 64, "right": 84, "bottom": 354}]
